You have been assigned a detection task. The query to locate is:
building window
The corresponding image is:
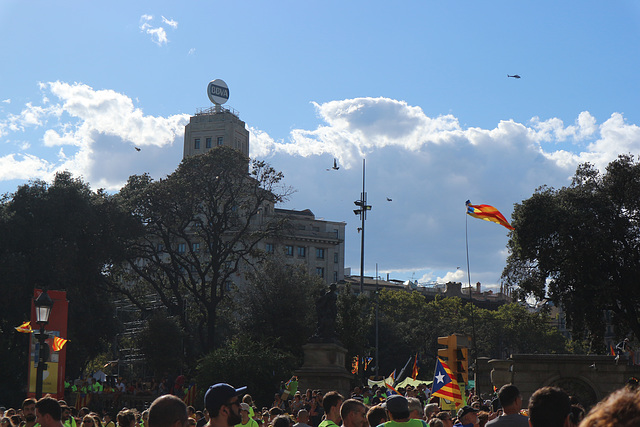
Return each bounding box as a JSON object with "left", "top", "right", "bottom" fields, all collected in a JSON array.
[
  {"left": 316, "top": 248, "right": 325, "bottom": 259},
  {"left": 312, "top": 226, "right": 320, "bottom": 232},
  {"left": 334, "top": 252, "right": 339, "bottom": 263},
  {"left": 285, "top": 245, "right": 294, "bottom": 256},
  {"left": 206, "top": 137, "right": 212, "bottom": 148},
  {"left": 194, "top": 138, "right": 200, "bottom": 149},
  {"left": 192, "top": 243, "right": 200, "bottom": 252},
  {"left": 266, "top": 243, "right": 274, "bottom": 254},
  {"left": 178, "top": 243, "right": 186, "bottom": 253},
  {"left": 225, "top": 280, "right": 232, "bottom": 291},
  {"left": 217, "top": 136, "right": 224, "bottom": 146},
  {"left": 297, "top": 246, "right": 306, "bottom": 257},
  {"left": 333, "top": 271, "right": 338, "bottom": 282},
  {"left": 316, "top": 267, "right": 324, "bottom": 278}
]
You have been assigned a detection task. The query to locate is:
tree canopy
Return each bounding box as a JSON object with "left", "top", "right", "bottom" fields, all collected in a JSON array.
[{"left": 502, "top": 154, "right": 640, "bottom": 346}]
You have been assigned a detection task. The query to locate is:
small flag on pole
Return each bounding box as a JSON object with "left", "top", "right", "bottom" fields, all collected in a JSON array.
[
  {"left": 15, "top": 321, "right": 33, "bottom": 333},
  {"left": 466, "top": 200, "right": 514, "bottom": 230},
  {"left": 411, "top": 354, "right": 420, "bottom": 379},
  {"left": 351, "top": 356, "right": 359, "bottom": 374},
  {"left": 52, "top": 336, "right": 68, "bottom": 351},
  {"left": 432, "top": 358, "right": 464, "bottom": 408}
]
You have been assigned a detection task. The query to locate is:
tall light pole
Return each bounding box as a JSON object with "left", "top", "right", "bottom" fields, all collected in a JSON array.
[
  {"left": 34, "top": 290, "right": 53, "bottom": 399},
  {"left": 353, "top": 159, "right": 371, "bottom": 294}
]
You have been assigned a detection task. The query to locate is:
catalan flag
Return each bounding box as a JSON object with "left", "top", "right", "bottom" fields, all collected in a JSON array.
[
  {"left": 15, "top": 321, "right": 33, "bottom": 333},
  {"left": 411, "top": 354, "right": 420, "bottom": 379},
  {"left": 432, "top": 358, "right": 463, "bottom": 408},
  {"left": 183, "top": 383, "right": 197, "bottom": 406},
  {"left": 466, "top": 200, "right": 514, "bottom": 230},
  {"left": 52, "top": 336, "right": 68, "bottom": 351},
  {"left": 351, "top": 356, "right": 359, "bottom": 374},
  {"left": 610, "top": 345, "right": 616, "bottom": 356}
]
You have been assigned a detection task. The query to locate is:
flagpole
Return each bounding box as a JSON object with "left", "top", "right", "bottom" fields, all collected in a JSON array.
[{"left": 465, "top": 209, "right": 478, "bottom": 395}]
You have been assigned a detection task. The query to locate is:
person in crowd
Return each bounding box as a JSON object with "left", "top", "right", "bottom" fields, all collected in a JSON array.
[
  {"left": 272, "top": 416, "right": 291, "bottom": 427},
  {"left": 309, "top": 393, "right": 324, "bottom": 427},
  {"left": 579, "top": 386, "right": 640, "bottom": 426},
  {"left": 290, "top": 394, "right": 304, "bottom": 416},
  {"left": 235, "top": 404, "right": 258, "bottom": 427},
  {"left": 380, "top": 395, "right": 424, "bottom": 427},
  {"left": 292, "top": 410, "right": 311, "bottom": 427},
  {"left": 205, "top": 383, "right": 247, "bottom": 427},
  {"left": 60, "top": 406, "right": 76, "bottom": 427},
  {"left": 9, "top": 415, "right": 21, "bottom": 427},
  {"left": 428, "top": 421, "right": 442, "bottom": 427},
  {"left": 453, "top": 406, "right": 479, "bottom": 427},
  {"left": 272, "top": 396, "right": 285, "bottom": 413},
  {"left": 406, "top": 398, "right": 427, "bottom": 427},
  {"left": 117, "top": 410, "right": 137, "bottom": 427},
  {"left": 22, "top": 399, "right": 37, "bottom": 427},
  {"left": 527, "top": 387, "right": 570, "bottom": 427},
  {"left": 424, "top": 405, "right": 439, "bottom": 423},
  {"left": 148, "top": 395, "right": 188, "bottom": 427},
  {"left": 81, "top": 415, "right": 96, "bottom": 427},
  {"left": 434, "top": 413, "right": 452, "bottom": 427},
  {"left": 91, "top": 415, "right": 103, "bottom": 427},
  {"left": 485, "top": 385, "right": 528, "bottom": 427},
  {"left": 318, "top": 392, "right": 343, "bottom": 427},
  {"left": 1, "top": 418, "right": 10, "bottom": 427},
  {"left": 366, "top": 406, "right": 387, "bottom": 427},
  {"left": 339, "top": 399, "right": 366, "bottom": 427},
  {"left": 35, "top": 398, "right": 63, "bottom": 427},
  {"left": 103, "top": 413, "right": 115, "bottom": 427}
]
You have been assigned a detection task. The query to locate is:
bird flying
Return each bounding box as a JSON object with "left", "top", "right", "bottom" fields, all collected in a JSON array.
[
  {"left": 386, "top": 197, "right": 392, "bottom": 202},
  {"left": 507, "top": 74, "right": 521, "bottom": 79},
  {"left": 327, "top": 158, "right": 340, "bottom": 171},
  {"left": 134, "top": 147, "right": 141, "bottom": 151}
]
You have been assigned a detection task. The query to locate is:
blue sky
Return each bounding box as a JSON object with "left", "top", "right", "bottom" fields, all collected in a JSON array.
[{"left": 2, "top": 1, "right": 640, "bottom": 290}]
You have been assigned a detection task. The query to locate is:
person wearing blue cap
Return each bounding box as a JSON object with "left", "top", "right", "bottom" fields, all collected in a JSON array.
[{"left": 204, "top": 384, "right": 248, "bottom": 427}]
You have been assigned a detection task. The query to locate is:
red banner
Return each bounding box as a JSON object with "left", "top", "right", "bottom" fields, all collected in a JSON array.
[{"left": 27, "top": 289, "right": 69, "bottom": 399}]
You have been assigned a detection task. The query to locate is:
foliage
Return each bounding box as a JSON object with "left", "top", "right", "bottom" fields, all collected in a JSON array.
[
  {"left": 237, "top": 256, "right": 325, "bottom": 358},
  {"left": 111, "top": 146, "right": 293, "bottom": 357},
  {"left": 337, "top": 284, "right": 374, "bottom": 373},
  {"left": 502, "top": 154, "right": 640, "bottom": 346},
  {"left": 139, "top": 314, "right": 185, "bottom": 377},
  {"left": 0, "top": 172, "right": 128, "bottom": 403},
  {"left": 196, "top": 335, "right": 297, "bottom": 409}
]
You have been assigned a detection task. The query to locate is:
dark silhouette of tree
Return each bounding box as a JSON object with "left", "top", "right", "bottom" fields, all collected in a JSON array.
[{"left": 503, "top": 154, "right": 640, "bottom": 345}]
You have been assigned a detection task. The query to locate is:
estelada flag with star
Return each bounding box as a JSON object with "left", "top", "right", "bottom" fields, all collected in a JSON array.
[{"left": 431, "top": 358, "right": 463, "bottom": 407}]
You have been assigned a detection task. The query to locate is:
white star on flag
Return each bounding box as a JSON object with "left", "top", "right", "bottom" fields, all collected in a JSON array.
[{"left": 435, "top": 372, "right": 445, "bottom": 383}]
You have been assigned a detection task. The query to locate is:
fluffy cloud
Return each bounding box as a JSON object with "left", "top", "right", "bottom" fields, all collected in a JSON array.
[{"left": 0, "top": 82, "right": 189, "bottom": 190}]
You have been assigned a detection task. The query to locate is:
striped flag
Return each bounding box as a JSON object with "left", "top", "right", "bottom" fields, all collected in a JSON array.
[
  {"left": 466, "top": 200, "right": 514, "bottom": 230},
  {"left": 183, "top": 384, "right": 197, "bottom": 406},
  {"left": 52, "top": 336, "right": 68, "bottom": 351},
  {"left": 431, "top": 358, "right": 463, "bottom": 408},
  {"left": 15, "top": 321, "right": 33, "bottom": 333},
  {"left": 411, "top": 354, "right": 420, "bottom": 379}
]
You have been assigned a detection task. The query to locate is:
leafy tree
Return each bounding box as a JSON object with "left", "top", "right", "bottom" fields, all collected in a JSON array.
[
  {"left": 502, "top": 154, "right": 640, "bottom": 346},
  {"left": 0, "top": 172, "right": 128, "bottom": 402},
  {"left": 111, "top": 147, "right": 292, "bottom": 356},
  {"left": 237, "top": 256, "right": 325, "bottom": 357},
  {"left": 140, "top": 314, "right": 185, "bottom": 376},
  {"left": 336, "top": 284, "right": 373, "bottom": 375},
  {"left": 196, "top": 335, "right": 297, "bottom": 409}
]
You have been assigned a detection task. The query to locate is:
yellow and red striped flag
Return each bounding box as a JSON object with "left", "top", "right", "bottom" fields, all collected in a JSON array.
[
  {"left": 466, "top": 200, "right": 514, "bottom": 230},
  {"left": 52, "top": 336, "right": 68, "bottom": 351},
  {"left": 411, "top": 354, "right": 420, "bottom": 379},
  {"left": 432, "top": 358, "right": 463, "bottom": 408},
  {"left": 15, "top": 321, "right": 33, "bottom": 333}
]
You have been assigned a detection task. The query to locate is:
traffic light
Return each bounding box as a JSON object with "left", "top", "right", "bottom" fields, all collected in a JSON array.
[
  {"left": 437, "top": 334, "right": 471, "bottom": 386},
  {"left": 437, "top": 335, "right": 456, "bottom": 366},
  {"left": 457, "top": 347, "right": 469, "bottom": 385}
]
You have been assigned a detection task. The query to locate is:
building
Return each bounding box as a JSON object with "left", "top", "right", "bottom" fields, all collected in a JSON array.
[{"left": 182, "top": 104, "right": 345, "bottom": 285}]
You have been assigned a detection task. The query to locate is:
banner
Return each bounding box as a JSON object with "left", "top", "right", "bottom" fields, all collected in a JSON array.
[{"left": 27, "top": 289, "right": 69, "bottom": 399}]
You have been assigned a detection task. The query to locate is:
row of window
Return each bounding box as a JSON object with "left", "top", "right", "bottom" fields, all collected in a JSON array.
[
  {"left": 265, "top": 244, "right": 339, "bottom": 262},
  {"left": 158, "top": 243, "right": 200, "bottom": 253},
  {"left": 194, "top": 137, "right": 224, "bottom": 150},
  {"left": 314, "top": 267, "right": 339, "bottom": 281}
]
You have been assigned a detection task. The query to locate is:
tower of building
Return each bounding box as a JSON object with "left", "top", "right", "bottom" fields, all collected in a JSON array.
[{"left": 183, "top": 105, "right": 249, "bottom": 159}]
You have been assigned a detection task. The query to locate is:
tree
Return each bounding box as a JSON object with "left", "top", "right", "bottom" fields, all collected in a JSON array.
[
  {"left": 237, "top": 255, "right": 325, "bottom": 357},
  {"left": 0, "top": 172, "right": 127, "bottom": 402},
  {"left": 140, "top": 314, "right": 185, "bottom": 375},
  {"left": 502, "top": 154, "right": 640, "bottom": 346},
  {"left": 111, "top": 147, "right": 292, "bottom": 356}
]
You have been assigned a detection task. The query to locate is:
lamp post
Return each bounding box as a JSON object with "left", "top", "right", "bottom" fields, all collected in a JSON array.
[
  {"left": 353, "top": 159, "right": 372, "bottom": 294},
  {"left": 34, "top": 290, "right": 53, "bottom": 399}
]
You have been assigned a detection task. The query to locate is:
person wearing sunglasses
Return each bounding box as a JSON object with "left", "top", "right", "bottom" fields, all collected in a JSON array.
[{"left": 205, "top": 384, "right": 248, "bottom": 427}]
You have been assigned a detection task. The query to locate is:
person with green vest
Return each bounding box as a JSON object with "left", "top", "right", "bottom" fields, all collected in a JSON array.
[
  {"left": 61, "top": 406, "right": 77, "bottom": 427},
  {"left": 234, "top": 404, "right": 257, "bottom": 427},
  {"left": 318, "top": 392, "right": 343, "bottom": 427},
  {"left": 378, "top": 395, "right": 425, "bottom": 427}
]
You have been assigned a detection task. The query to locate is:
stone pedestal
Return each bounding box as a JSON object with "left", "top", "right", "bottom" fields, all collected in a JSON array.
[{"left": 294, "top": 343, "right": 352, "bottom": 397}]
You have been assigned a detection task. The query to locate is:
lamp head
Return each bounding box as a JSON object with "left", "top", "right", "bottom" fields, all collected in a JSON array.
[{"left": 34, "top": 290, "right": 54, "bottom": 325}]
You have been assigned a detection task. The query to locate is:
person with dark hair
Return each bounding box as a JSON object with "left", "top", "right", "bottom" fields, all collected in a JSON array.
[
  {"left": 292, "top": 410, "right": 311, "bottom": 427},
  {"left": 204, "top": 384, "right": 247, "bottom": 427},
  {"left": 366, "top": 406, "right": 387, "bottom": 427},
  {"left": 380, "top": 395, "right": 424, "bottom": 427},
  {"left": 22, "top": 399, "right": 37, "bottom": 427},
  {"left": 35, "top": 397, "right": 62, "bottom": 427},
  {"left": 272, "top": 416, "right": 290, "bottom": 427},
  {"left": 434, "top": 412, "right": 452, "bottom": 427},
  {"left": 579, "top": 386, "right": 640, "bottom": 426},
  {"left": 102, "top": 413, "right": 115, "bottom": 427},
  {"left": 485, "top": 384, "right": 527, "bottom": 427},
  {"left": 527, "top": 387, "right": 570, "bottom": 427},
  {"left": 318, "top": 392, "right": 343, "bottom": 427},
  {"left": 339, "top": 399, "right": 366, "bottom": 427},
  {"left": 148, "top": 395, "right": 188, "bottom": 427}
]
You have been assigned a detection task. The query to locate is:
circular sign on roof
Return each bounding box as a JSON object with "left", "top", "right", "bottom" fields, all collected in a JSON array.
[{"left": 207, "top": 79, "right": 229, "bottom": 105}]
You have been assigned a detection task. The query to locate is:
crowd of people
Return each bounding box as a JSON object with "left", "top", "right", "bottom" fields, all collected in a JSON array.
[{"left": 3, "top": 380, "right": 640, "bottom": 427}]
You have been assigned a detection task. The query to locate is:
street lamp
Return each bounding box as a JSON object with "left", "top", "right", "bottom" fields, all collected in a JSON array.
[
  {"left": 353, "top": 159, "right": 372, "bottom": 294},
  {"left": 34, "top": 290, "right": 54, "bottom": 399}
]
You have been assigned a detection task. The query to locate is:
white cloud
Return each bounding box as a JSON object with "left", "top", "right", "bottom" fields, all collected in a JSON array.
[
  {"left": 139, "top": 14, "right": 176, "bottom": 46},
  {"left": 188, "top": 48, "right": 196, "bottom": 55},
  {"left": 2, "top": 99, "right": 10, "bottom": 104}
]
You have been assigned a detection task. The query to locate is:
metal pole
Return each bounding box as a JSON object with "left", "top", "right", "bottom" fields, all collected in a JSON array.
[
  {"left": 360, "top": 159, "right": 366, "bottom": 294},
  {"left": 375, "top": 263, "right": 379, "bottom": 379},
  {"left": 35, "top": 325, "right": 46, "bottom": 399}
]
